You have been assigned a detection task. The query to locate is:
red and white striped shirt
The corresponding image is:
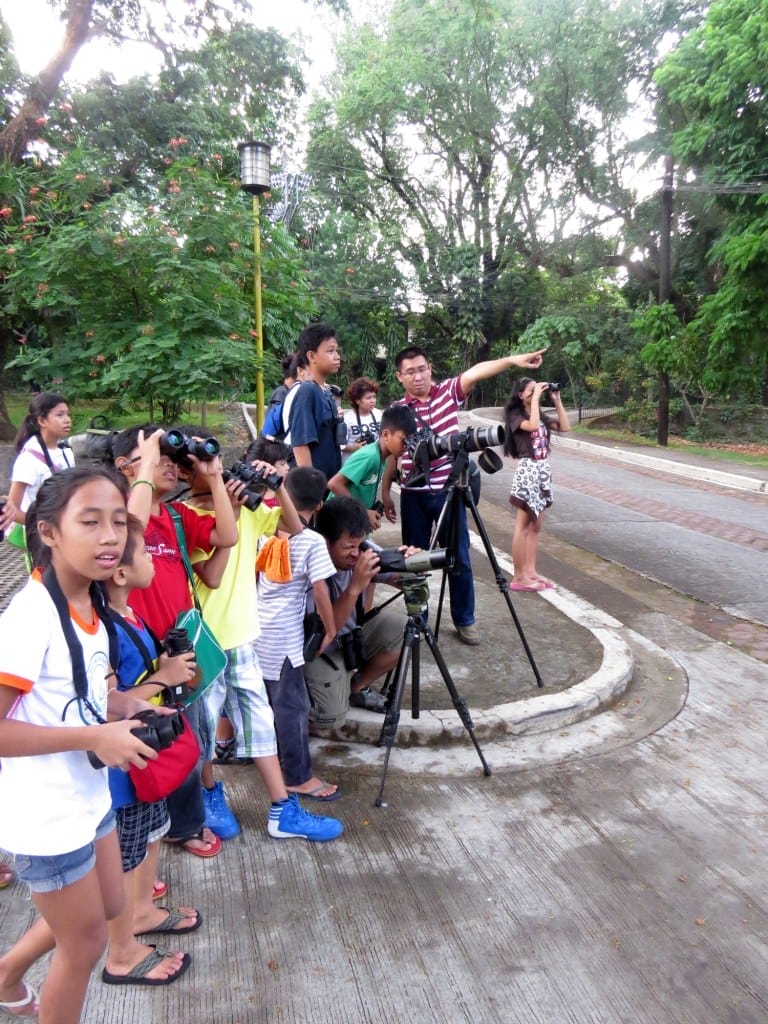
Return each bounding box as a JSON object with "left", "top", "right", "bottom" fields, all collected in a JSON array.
[{"left": 395, "top": 376, "right": 465, "bottom": 491}]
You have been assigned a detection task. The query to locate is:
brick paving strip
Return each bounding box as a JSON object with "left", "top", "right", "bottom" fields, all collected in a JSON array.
[{"left": 556, "top": 470, "right": 768, "bottom": 552}]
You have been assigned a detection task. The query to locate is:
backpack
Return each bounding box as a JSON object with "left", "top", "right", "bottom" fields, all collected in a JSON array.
[{"left": 261, "top": 401, "right": 286, "bottom": 441}]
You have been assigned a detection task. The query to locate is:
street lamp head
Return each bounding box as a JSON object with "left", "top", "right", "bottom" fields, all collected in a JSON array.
[{"left": 238, "top": 140, "right": 271, "bottom": 195}]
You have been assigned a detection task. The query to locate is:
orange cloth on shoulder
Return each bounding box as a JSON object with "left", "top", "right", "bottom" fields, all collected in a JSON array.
[{"left": 255, "top": 535, "right": 292, "bottom": 583}]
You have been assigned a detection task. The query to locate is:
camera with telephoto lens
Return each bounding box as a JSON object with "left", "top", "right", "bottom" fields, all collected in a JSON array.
[
  {"left": 160, "top": 429, "right": 221, "bottom": 464},
  {"left": 404, "top": 424, "right": 505, "bottom": 487},
  {"left": 87, "top": 708, "right": 186, "bottom": 769},
  {"left": 222, "top": 460, "right": 282, "bottom": 511},
  {"left": 361, "top": 542, "right": 453, "bottom": 574}
]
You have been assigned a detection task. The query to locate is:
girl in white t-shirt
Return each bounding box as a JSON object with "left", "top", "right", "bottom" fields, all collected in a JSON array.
[
  {"left": 0, "top": 392, "right": 75, "bottom": 542},
  {"left": 0, "top": 468, "right": 159, "bottom": 1022},
  {"left": 341, "top": 377, "right": 381, "bottom": 462}
]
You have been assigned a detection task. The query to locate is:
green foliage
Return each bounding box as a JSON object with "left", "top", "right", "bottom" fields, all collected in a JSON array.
[
  {"left": 655, "top": 0, "right": 768, "bottom": 393},
  {"left": 0, "top": 19, "right": 316, "bottom": 420},
  {"left": 1, "top": 145, "right": 314, "bottom": 420},
  {"left": 306, "top": 0, "right": 685, "bottom": 373}
]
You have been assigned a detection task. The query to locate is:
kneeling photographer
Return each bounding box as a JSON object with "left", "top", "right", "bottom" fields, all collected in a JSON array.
[{"left": 304, "top": 497, "right": 412, "bottom": 726}]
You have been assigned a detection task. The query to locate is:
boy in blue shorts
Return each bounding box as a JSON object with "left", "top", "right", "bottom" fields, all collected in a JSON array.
[
  {"left": 180, "top": 441, "right": 343, "bottom": 843},
  {"left": 102, "top": 514, "right": 200, "bottom": 986}
]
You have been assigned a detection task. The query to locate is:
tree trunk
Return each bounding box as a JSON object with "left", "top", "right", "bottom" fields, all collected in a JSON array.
[{"left": 0, "top": 0, "right": 95, "bottom": 165}]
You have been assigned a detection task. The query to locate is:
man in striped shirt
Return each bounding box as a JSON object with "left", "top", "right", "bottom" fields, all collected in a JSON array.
[{"left": 384, "top": 345, "right": 546, "bottom": 645}]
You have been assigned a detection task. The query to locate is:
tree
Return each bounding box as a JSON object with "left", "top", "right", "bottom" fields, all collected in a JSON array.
[
  {"left": 655, "top": 0, "right": 768, "bottom": 396},
  {"left": 306, "top": 0, "right": 693, "bottom": 373},
  {"left": 2, "top": 144, "right": 314, "bottom": 422},
  {"left": 0, "top": 5, "right": 316, "bottom": 434}
]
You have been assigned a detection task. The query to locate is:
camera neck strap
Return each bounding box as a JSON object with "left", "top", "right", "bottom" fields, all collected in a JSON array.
[
  {"left": 41, "top": 566, "right": 117, "bottom": 725},
  {"left": 355, "top": 408, "right": 378, "bottom": 430},
  {"left": 34, "top": 434, "right": 72, "bottom": 472},
  {"left": 105, "top": 608, "right": 161, "bottom": 683},
  {"left": 166, "top": 505, "right": 202, "bottom": 613}
]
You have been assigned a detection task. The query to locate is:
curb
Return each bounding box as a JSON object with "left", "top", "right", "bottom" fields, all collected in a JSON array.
[
  {"left": 556, "top": 435, "right": 768, "bottom": 495},
  {"left": 326, "top": 550, "right": 634, "bottom": 748},
  {"left": 467, "top": 409, "right": 768, "bottom": 496}
]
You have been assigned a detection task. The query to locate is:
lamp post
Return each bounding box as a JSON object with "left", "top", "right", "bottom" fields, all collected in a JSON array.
[{"left": 238, "top": 140, "right": 272, "bottom": 429}]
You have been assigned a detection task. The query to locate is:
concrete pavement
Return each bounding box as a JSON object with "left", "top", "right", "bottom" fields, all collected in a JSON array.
[{"left": 2, "top": 431, "right": 768, "bottom": 1022}]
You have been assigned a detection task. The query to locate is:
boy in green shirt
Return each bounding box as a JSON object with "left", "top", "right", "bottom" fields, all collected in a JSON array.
[{"left": 327, "top": 405, "right": 416, "bottom": 532}]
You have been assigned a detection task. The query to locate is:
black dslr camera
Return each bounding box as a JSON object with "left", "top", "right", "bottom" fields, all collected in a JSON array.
[
  {"left": 160, "top": 429, "right": 221, "bottom": 464},
  {"left": 222, "top": 460, "right": 282, "bottom": 511},
  {"left": 162, "top": 626, "right": 195, "bottom": 703},
  {"left": 88, "top": 708, "right": 186, "bottom": 769}
]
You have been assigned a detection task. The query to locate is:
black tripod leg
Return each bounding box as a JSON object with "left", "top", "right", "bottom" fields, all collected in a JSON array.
[
  {"left": 429, "top": 483, "right": 462, "bottom": 642},
  {"left": 463, "top": 490, "right": 544, "bottom": 688},
  {"left": 421, "top": 624, "right": 492, "bottom": 777},
  {"left": 374, "top": 621, "right": 418, "bottom": 807}
]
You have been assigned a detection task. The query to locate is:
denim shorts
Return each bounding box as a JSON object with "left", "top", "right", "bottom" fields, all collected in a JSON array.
[{"left": 8, "top": 809, "right": 116, "bottom": 894}]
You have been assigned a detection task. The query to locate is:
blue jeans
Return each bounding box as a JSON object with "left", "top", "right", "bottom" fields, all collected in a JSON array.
[
  {"left": 400, "top": 488, "right": 475, "bottom": 627},
  {"left": 9, "top": 808, "right": 116, "bottom": 893},
  {"left": 165, "top": 698, "right": 205, "bottom": 842},
  {"left": 265, "top": 660, "right": 312, "bottom": 787}
]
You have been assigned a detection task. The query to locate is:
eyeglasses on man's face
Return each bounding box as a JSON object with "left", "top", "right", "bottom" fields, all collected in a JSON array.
[{"left": 398, "top": 364, "right": 430, "bottom": 379}]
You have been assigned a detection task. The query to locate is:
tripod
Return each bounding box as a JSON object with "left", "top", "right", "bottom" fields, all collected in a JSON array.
[
  {"left": 374, "top": 580, "right": 491, "bottom": 807},
  {"left": 430, "top": 447, "right": 543, "bottom": 688}
]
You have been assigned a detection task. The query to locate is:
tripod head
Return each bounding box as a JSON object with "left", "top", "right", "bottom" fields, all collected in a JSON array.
[{"left": 395, "top": 574, "right": 431, "bottom": 616}]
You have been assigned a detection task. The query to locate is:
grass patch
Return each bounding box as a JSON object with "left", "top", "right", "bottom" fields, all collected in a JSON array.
[
  {"left": 572, "top": 425, "right": 768, "bottom": 469},
  {"left": 4, "top": 394, "right": 243, "bottom": 438}
]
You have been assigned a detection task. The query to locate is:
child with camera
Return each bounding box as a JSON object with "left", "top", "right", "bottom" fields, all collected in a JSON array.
[
  {"left": 113, "top": 425, "right": 239, "bottom": 858},
  {"left": 328, "top": 405, "right": 417, "bottom": 533},
  {"left": 503, "top": 378, "right": 570, "bottom": 591},
  {"left": 303, "top": 497, "right": 405, "bottom": 722},
  {"left": 100, "top": 513, "right": 203, "bottom": 986},
  {"left": 340, "top": 377, "right": 382, "bottom": 461},
  {"left": 0, "top": 468, "right": 168, "bottom": 1023},
  {"left": 179, "top": 436, "right": 343, "bottom": 842},
  {"left": 256, "top": 467, "right": 340, "bottom": 801}
]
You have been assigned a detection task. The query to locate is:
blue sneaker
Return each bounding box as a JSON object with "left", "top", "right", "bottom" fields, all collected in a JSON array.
[
  {"left": 202, "top": 781, "right": 241, "bottom": 840},
  {"left": 267, "top": 794, "right": 343, "bottom": 842}
]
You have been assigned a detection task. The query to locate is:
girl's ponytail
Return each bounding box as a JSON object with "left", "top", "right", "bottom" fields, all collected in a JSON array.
[{"left": 14, "top": 391, "right": 68, "bottom": 453}]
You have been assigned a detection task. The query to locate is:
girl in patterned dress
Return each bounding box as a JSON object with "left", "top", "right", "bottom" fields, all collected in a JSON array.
[{"left": 503, "top": 378, "right": 570, "bottom": 591}]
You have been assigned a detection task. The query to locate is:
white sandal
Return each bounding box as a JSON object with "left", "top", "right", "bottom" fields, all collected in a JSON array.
[{"left": 0, "top": 980, "right": 39, "bottom": 1018}]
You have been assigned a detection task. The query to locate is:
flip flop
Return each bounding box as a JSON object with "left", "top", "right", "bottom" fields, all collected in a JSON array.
[
  {"left": 164, "top": 828, "right": 222, "bottom": 859},
  {"left": 135, "top": 906, "right": 203, "bottom": 937},
  {"left": 0, "top": 980, "right": 39, "bottom": 1017},
  {"left": 286, "top": 781, "right": 342, "bottom": 803},
  {"left": 152, "top": 879, "right": 167, "bottom": 901},
  {"left": 507, "top": 580, "right": 547, "bottom": 592},
  {"left": 101, "top": 946, "right": 191, "bottom": 987},
  {"left": 0, "top": 863, "right": 13, "bottom": 889}
]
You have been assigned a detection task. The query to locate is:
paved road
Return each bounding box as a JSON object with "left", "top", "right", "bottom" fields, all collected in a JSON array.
[{"left": 475, "top": 435, "right": 768, "bottom": 627}]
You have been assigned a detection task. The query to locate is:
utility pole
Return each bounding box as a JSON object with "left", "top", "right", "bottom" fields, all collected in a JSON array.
[{"left": 657, "top": 155, "right": 674, "bottom": 446}]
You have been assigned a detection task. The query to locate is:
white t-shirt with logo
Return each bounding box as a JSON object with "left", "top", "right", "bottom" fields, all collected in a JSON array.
[{"left": 0, "top": 577, "right": 112, "bottom": 856}]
